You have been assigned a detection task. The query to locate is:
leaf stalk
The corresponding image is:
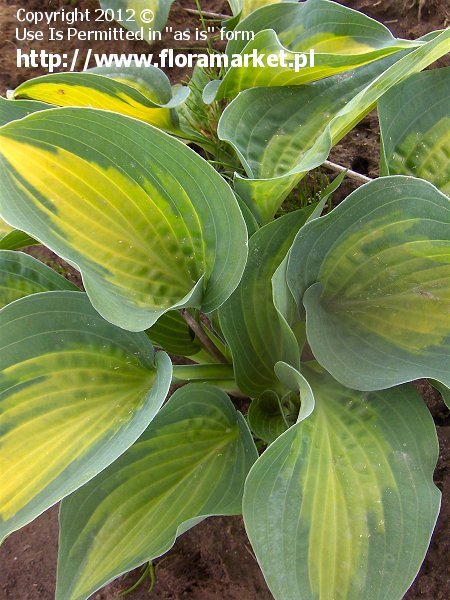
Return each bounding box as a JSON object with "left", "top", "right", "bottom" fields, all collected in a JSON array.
[
  {"left": 323, "top": 160, "right": 372, "bottom": 184},
  {"left": 180, "top": 308, "right": 228, "bottom": 363}
]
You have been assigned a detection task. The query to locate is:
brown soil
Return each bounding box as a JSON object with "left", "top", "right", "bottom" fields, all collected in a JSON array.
[{"left": 0, "top": 1, "right": 449, "bottom": 599}]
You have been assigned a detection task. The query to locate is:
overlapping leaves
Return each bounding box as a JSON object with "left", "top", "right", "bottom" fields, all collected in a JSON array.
[
  {"left": 57, "top": 384, "right": 257, "bottom": 600},
  {"left": 0, "top": 219, "right": 36, "bottom": 251},
  {"left": 0, "top": 291, "right": 172, "bottom": 540},
  {"left": 0, "top": 250, "right": 77, "bottom": 309},
  {"left": 430, "top": 381, "right": 450, "bottom": 410},
  {"left": 211, "top": 0, "right": 419, "bottom": 101},
  {"left": 0, "top": 97, "right": 45, "bottom": 249},
  {"left": 287, "top": 176, "right": 450, "bottom": 391},
  {"left": 146, "top": 309, "right": 202, "bottom": 357},
  {"left": 244, "top": 364, "right": 440, "bottom": 600},
  {"left": 12, "top": 66, "right": 190, "bottom": 135},
  {"left": 0, "top": 95, "right": 48, "bottom": 127},
  {"left": 0, "top": 3, "right": 447, "bottom": 600},
  {"left": 0, "top": 107, "right": 247, "bottom": 331},
  {"left": 218, "top": 28, "right": 450, "bottom": 221},
  {"left": 219, "top": 209, "right": 315, "bottom": 397}
]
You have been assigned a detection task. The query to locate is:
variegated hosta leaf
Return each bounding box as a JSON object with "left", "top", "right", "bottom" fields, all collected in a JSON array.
[
  {"left": 218, "top": 29, "right": 450, "bottom": 222},
  {"left": 244, "top": 364, "right": 441, "bottom": 600},
  {"left": 12, "top": 66, "right": 189, "bottom": 135},
  {"left": 287, "top": 176, "right": 450, "bottom": 391},
  {"left": 211, "top": 0, "right": 418, "bottom": 101},
  {"left": 219, "top": 209, "right": 316, "bottom": 397},
  {"left": 100, "top": 0, "right": 175, "bottom": 43},
  {"left": 0, "top": 98, "right": 45, "bottom": 250},
  {"left": 57, "top": 384, "right": 257, "bottom": 600},
  {"left": 0, "top": 291, "right": 172, "bottom": 541},
  {"left": 146, "top": 309, "right": 201, "bottom": 356},
  {"left": 379, "top": 67, "right": 450, "bottom": 194},
  {"left": 0, "top": 107, "right": 247, "bottom": 331},
  {"left": 0, "top": 95, "right": 48, "bottom": 127},
  {"left": 218, "top": 60, "right": 388, "bottom": 213},
  {"left": 0, "top": 250, "right": 77, "bottom": 309}
]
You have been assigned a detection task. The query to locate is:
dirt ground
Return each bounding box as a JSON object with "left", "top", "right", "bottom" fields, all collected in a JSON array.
[{"left": 0, "top": 0, "right": 449, "bottom": 599}]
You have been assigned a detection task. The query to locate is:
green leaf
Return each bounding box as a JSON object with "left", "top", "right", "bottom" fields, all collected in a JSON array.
[
  {"left": 378, "top": 67, "right": 450, "bottom": 194},
  {"left": 0, "top": 226, "right": 37, "bottom": 251},
  {"left": 0, "top": 218, "right": 13, "bottom": 241},
  {"left": 271, "top": 172, "right": 345, "bottom": 338},
  {"left": 0, "top": 96, "right": 48, "bottom": 127},
  {"left": 0, "top": 250, "right": 77, "bottom": 309},
  {"left": 228, "top": 0, "right": 291, "bottom": 19},
  {"left": 218, "top": 28, "right": 450, "bottom": 222},
  {"left": 228, "top": 0, "right": 242, "bottom": 16},
  {"left": 146, "top": 309, "right": 201, "bottom": 356},
  {"left": 100, "top": 0, "right": 175, "bottom": 42},
  {"left": 247, "top": 390, "right": 286, "bottom": 443},
  {"left": 244, "top": 364, "right": 441, "bottom": 600},
  {"left": 171, "top": 363, "right": 235, "bottom": 385},
  {"left": 0, "top": 291, "right": 172, "bottom": 540},
  {"left": 213, "top": 0, "right": 418, "bottom": 101},
  {"left": 13, "top": 67, "right": 189, "bottom": 135},
  {"left": 219, "top": 209, "right": 315, "bottom": 397},
  {"left": 0, "top": 107, "right": 247, "bottom": 331},
  {"left": 173, "top": 67, "right": 232, "bottom": 150},
  {"left": 429, "top": 380, "right": 450, "bottom": 410},
  {"left": 176, "top": 65, "right": 213, "bottom": 137},
  {"left": 57, "top": 383, "right": 257, "bottom": 600},
  {"left": 287, "top": 176, "right": 450, "bottom": 391},
  {"left": 274, "top": 361, "right": 315, "bottom": 422},
  {"left": 247, "top": 389, "right": 299, "bottom": 444}
]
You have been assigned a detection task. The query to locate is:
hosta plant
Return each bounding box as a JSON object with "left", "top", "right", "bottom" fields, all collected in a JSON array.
[{"left": 0, "top": 1, "right": 449, "bottom": 599}]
